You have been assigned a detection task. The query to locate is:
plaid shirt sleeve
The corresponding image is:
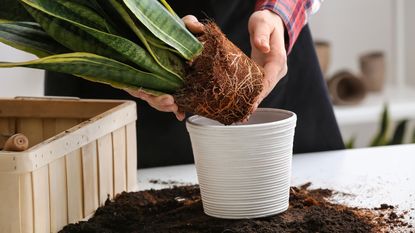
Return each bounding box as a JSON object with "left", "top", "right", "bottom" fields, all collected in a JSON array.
[{"left": 255, "top": 0, "right": 322, "bottom": 53}]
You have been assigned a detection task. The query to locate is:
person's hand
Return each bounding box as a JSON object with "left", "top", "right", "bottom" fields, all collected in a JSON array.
[
  {"left": 248, "top": 10, "right": 288, "bottom": 111},
  {"left": 126, "top": 15, "right": 204, "bottom": 121}
]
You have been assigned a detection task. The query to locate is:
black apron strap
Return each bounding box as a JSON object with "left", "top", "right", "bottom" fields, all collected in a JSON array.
[{"left": 261, "top": 25, "right": 345, "bottom": 153}]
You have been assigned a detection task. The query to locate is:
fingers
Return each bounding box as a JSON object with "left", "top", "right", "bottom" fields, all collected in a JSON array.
[
  {"left": 249, "top": 13, "right": 272, "bottom": 54},
  {"left": 182, "top": 15, "right": 204, "bottom": 34},
  {"left": 126, "top": 89, "right": 186, "bottom": 121},
  {"left": 249, "top": 11, "right": 288, "bottom": 112},
  {"left": 174, "top": 111, "right": 186, "bottom": 121}
]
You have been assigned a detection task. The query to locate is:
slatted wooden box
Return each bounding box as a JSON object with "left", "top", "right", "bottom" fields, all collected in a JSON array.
[{"left": 0, "top": 97, "right": 138, "bottom": 233}]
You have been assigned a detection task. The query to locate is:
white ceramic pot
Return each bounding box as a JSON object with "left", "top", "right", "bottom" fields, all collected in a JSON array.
[{"left": 186, "top": 108, "right": 297, "bottom": 219}]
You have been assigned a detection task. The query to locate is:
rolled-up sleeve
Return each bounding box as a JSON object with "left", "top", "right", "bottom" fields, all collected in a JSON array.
[{"left": 255, "top": 0, "right": 322, "bottom": 53}]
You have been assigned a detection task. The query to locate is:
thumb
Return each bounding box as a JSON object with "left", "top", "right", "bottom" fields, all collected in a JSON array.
[{"left": 250, "top": 20, "right": 272, "bottom": 53}]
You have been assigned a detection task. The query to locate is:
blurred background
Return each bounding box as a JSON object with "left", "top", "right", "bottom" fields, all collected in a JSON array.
[{"left": 0, "top": 0, "right": 414, "bottom": 148}]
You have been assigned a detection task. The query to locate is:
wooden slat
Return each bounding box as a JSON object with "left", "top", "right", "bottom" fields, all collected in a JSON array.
[
  {"left": 0, "top": 99, "right": 121, "bottom": 118},
  {"left": 82, "top": 142, "right": 99, "bottom": 217},
  {"left": 0, "top": 118, "right": 8, "bottom": 133},
  {"left": 32, "top": 166, "right": 50, "bottom": 233},
  {"left": 0, "top": 174, "right": 21, "bottom": 233},
  {"left": 55, "top": 119, "right": 80, "bottom": 134},
  {"left": 49, "top": 157, "right": 68, "bottom": 232},
  {"left": 8, "top": 118, "right": 16, "bottom": 134},
  {"left": 97, "top": 134, "right": 114, "bottom": 205},
  {"left": 0, "top": 118, "right": 11, "bottom": 149},
  {"left": 42, "top": 118, "right": 57, "bottom": 140},
  {"left": 16, "top": 118, "right": 44, "bottom": 147},
  {"left": 19, "top": 173, "right": 34, "bottom": 233},
  {"left": 0, "top": 118, "right": 16, "bottom": 134},
  {"left": 113, "top": 127, "right": 127, "bottom": 195},
  {"left": 66, "top": 149, "right": 84, "bottom": 224},
  {"left": 126, "top": 122, "right": 137, "bottom": 191}
]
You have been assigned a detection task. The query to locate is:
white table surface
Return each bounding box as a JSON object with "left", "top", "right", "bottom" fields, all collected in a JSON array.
[{"left": 137, "top": 144, "right": 415, "bottom": 224}]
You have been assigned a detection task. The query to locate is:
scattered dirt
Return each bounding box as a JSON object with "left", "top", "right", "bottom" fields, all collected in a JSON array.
[
  {"left": 60, "top": 184, "right": 413, "bottom": 233},
  {"left": 148, "top": 179, "right": 191, "bottom": 186}
]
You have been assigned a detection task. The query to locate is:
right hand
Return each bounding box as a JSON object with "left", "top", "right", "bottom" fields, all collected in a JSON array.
[{"left": 125, "top": 15, "right": 204, "bottom": 121}]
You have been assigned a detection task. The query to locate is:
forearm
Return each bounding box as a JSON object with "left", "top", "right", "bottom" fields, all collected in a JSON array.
[{"left": 255, "top": 0, "right": 322, "bottom": 53}]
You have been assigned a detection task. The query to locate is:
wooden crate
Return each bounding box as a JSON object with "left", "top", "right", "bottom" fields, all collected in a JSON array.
[{"left": 0, "top": 97, "right": 138, "bottom": 233}]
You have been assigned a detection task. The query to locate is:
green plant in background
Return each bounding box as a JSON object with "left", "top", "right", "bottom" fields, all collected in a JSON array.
[
  {"left": 412, "top": 128, "right": 415, "bottom": 144},
  {"left": 387, "top": 119, "right": 408, "bottom": 145},
  {"left": 346, "top": 104, "right": 411, "bottom": 148},
  {"left": 370, "top": 104, "right": 391, "bottom": 147},
  {"left": 345, "top": 135, "right": 356, "bottom": 149}
]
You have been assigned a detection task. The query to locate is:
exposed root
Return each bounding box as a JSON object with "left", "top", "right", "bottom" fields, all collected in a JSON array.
[{"left": 174, "top": 22, "right": 264, "bottom": 125}]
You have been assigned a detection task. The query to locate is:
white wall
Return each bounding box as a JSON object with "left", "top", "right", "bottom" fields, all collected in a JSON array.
[
  {"left": 406, "top": 1, "right": 415, "bottom": 86},
  {"left": 308, "top": 0, "right": 397, "bottom": 85},
  {"left": 0, "top": 43, "right": 44, "bottom": 97}
]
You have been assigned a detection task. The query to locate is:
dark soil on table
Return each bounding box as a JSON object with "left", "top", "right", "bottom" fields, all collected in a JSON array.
[{"left": 60, "top": 184, "right": 412, "bottom": 233}]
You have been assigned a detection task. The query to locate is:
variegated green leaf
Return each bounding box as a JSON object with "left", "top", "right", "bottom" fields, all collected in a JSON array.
[
  {"left": 90, "top": 0, "right": 138, "bottom": 39},
  {"left": 158, "top": 0, "right": 183, "bottom": 24},
  {"left": 23, "top": 5, "right": 127, "bottom": 61},
  {"left": 0, "top": 21, "right": 69, "bottom": 57},
  {"left": 123, "top": 0, "right": 203, "bottom": 60},
  {"left": 0, "top": 52, "right": 180, "bottom": 93},
  {"left": 21, "top": 1, "right": 182, "bottom": 83},
  {"left": 108, "top": 0, "right": 185, "bottom": 79},
  {"left": 54, "top": 0, "right": 110, "bottom": 32}
]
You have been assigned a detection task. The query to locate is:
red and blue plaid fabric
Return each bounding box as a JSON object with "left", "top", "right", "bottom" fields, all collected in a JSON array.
[{"left": 256, "top": 0, "right": 322, "bottom": 53}]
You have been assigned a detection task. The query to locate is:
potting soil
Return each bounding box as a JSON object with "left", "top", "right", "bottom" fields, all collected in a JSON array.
[{"left": 60, "top": 184, "right": 412, "bottom": 233}]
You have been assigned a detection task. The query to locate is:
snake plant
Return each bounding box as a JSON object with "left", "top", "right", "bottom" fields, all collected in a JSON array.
[
  {"left": 0, "top": 0, "right": 202, "bottom": 95},
  {"left": 0, "top": 0, "right": 264, "bottom": 124}
]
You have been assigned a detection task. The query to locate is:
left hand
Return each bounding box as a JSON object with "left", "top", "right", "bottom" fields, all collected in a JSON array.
[
  {"left": 248, "top": 10, "right": 288, "bottom": 111},
  {"left": 125, "top": 15, "right": 204, "bottom": 121}
]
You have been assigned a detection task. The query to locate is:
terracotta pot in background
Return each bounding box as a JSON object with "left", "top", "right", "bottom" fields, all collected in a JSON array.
[
  {"left": 314, "top": 41, "right": 331, "bottom": 79},
  {"left": 327, "top": 71, "right": 367, "bottom": 105},
  {"left": 360, "top": 52, "right": 386, "bottom": 92}
]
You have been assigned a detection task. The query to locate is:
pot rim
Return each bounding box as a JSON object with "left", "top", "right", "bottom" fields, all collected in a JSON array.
[{"left": 186, "top": 108, "right": 296, "bottom": 129}]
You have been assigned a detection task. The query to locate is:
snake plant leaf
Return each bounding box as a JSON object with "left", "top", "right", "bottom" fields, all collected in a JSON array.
[
  {"left": 108, "top": 0, "right": 185, "bottom": 79},
  {"left": 0, "top": 21, "right": 69, "bottom": 57},
  {"left": 0, "top": 0, "right": 33, "bottom": 21},
  {"left": 158, "top": 0, "right": 184, "bottom": 25},
  {"left": 123, "top": 0, "right": 203, "bottom": 60},
  {"left": 25, "top": 0, "right": 110, "bottom": 32},
  {"left": 21, "top": 1, "right": 182, "bottom": 83},
  {"left": 59, "top": 0, "right": 120, "bottom": 35},
  {"left": 91, "top": 0, "right": 139, "bottom": 40},
  {"left": 22, "top": 5, "right": 127, "bottom": 62},
  {"left": 53, "top": 0, "right": 111, "bottom": 32},
  {"left": 0, "top": 52, "right": 181, "bottom": 93},
  {"left": 80, "top": 75, "right": 166, "bottom": 96}
]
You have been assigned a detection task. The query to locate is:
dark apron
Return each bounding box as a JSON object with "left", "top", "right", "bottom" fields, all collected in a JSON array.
[{"left": 45, "top": 0, "right": 344, "bottom": 168}]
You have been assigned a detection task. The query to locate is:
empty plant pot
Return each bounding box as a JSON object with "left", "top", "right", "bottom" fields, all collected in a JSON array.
[
  {"left": 328, "top": 71, "right": 367, "bottom": 105},
  {"left": 360, "top": 51, "right": 386, "bottom": 92},
  {"left": 314, "top": 41, "right": 331, "bottom": 79},
  {"left": 186, "top": 108, "right": 297, "bottom": 219}
]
